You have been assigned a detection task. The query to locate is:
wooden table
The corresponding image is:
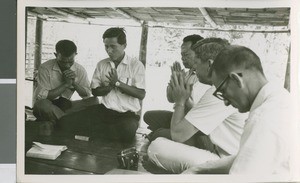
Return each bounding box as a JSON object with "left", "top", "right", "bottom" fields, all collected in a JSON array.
[{"left": 25, "top": 121, "right": 151, "bottom": 175}]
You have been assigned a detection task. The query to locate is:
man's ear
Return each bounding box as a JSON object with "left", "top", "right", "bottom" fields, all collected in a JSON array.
[
  {"left": 207, "top": 59, "right": 214, "bottom": 74},
  {"left": 229, "top": 72, "right": 243, "bottom": 88}
]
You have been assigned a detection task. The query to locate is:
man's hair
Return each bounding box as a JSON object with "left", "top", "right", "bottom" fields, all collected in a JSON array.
[
  {"left": 102, "top": 27, "right": 127, "bottom": 45},
  {"left": 183, "top": 34, "right": 204, "bottom": 46},
  {"left": 211, "top": 45, "right": 265, "bottom": 77},
  {"left": 192, "top": 37, "right": 230, "bottom": 63},
  {"left": 55, "top": 40, "right": 77, "bottom": 57}
]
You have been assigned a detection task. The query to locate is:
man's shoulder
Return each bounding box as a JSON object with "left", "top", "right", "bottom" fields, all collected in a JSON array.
[
  {"left": 125, "top": 55, "right": 144, "bottom": 67},
  {"left": 97, "top": 58, "right": 111, "bottom": 66},
  {"left": 72, "top": 62, "right": 86, "bottom": 71},
  {"left": 40, "top": 59, "right": 56, "bottom": 68},
  {"left": 38, "top": 59, "right": 57, "bottom": 72}
]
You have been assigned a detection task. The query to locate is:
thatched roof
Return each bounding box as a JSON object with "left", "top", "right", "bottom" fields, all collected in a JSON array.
[{"left": 27, "top": 7, "right": 290, "bottom": 32}]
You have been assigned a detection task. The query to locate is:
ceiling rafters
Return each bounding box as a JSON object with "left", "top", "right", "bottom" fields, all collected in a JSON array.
[
  {"left": 198, "top": 7, "right": 218, "bottom": 29},
  {"left": 111, "top": 8, "right": 143, "bottom": 25},
  {"left": 46, "top": 8, "right": 87, "bottom": 20}
]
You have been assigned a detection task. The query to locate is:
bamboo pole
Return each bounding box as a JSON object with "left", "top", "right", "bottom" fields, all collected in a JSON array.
[
  {"left": 139, "top": 21, "right": 148, "bottom": 66},
  {"left": 284, "top": 44, "right": 290, "bottom": 91},
  {"left": 32, "top": 17, "right": 43, "bottom": 99}
]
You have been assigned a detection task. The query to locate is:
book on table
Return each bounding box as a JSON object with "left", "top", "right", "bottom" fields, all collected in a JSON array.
[{"left": 26, "top": 142, "right": 68, "bottom": 160}]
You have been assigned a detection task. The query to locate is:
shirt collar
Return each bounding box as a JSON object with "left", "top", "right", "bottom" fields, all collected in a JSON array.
[
  {"left": 53, "top": 59, "right": 76, "bottom": 72},
  {"left": 250, "top": 82, "right": 271, "bottom": 112},
  {"left": 109, "top": 53, "right": 128, "bottom": 68}
]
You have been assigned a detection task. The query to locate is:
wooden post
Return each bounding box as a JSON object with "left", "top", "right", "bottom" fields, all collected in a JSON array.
[
  {"left": 284, "top": 44, "right": 290, "bottom": 91},
  {"left": 32, "top": 17, "right": 43, "bottom": 103},
  {"left": 139, "top": 21, "right": 148, "bottom": 66},
  {"left": 34, "top": 17, "right": 43, "bottom": 74}
]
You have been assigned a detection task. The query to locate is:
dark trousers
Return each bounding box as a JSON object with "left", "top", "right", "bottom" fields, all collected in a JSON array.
[
  {"left": 143, "top": 110, "right": 217, "bottom": 154},
  {"left": 57, "top": 104, "right": 140, "bottom": 142},
  {"left": 143, "top": 110, "right": 173, "bottom": 141}
]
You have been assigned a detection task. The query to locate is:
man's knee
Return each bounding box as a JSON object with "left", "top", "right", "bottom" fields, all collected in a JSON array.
[
  {"left": 33, "top": 99, "right": 53, "bottom": 112},
  {"left": 33, "top": 99, "right": 60, "bottom": 120},
  {"left": 143, "top": 111, "right": 152, "bottom": 125},
  {"left": 119, "top": 119, "right": 139, "bottom": 142}
]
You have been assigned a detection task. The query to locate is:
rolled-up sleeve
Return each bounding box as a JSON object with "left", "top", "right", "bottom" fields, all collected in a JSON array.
[
  {"left": 34, "top": 66, "right": 51, "bottom": 101},
  {"left": 133, "top": 61, "right": 145, "bottom": 89},
  {"left": 90, "top": 63, "right": 102, "bottom": 89},
  {"left": 75, "top": 65, "right": 91, "bottom": 97}
]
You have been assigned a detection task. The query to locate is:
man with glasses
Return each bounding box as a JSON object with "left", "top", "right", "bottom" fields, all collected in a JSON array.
[
  {"left": 183, "top": 45, "right": 295, "bottom": 175},
  {"left": 147, "top": 38, "right": 247, "bottom": 173},
  {"left": 33, "top": 40, "right": 96, "bottom": 132}
]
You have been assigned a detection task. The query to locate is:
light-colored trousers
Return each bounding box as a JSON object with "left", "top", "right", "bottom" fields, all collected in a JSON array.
[
  {"left": 33, "top": 97, "right": 99, "bottom": 121},
  {"left": 147, "top": 137, "right": 221, "bottom": 173}
]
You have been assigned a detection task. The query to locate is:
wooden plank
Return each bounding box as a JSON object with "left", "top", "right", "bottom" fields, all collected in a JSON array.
[
  {"left": 105, "top": 168, "right": 149, "bottom": 174},
  {"left": 25, "top": 159, "right": 93, "bottom": 174},
  {"left": 26, "top": 150, "right": 118, "bottom": 174}
]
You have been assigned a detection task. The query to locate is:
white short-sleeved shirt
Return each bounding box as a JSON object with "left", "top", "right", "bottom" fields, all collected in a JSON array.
[
  {"left": 33, "top": 59, "right": 91, "bottom": 104},
  {"left": 185, "top": 86, "right": 248, "bottom": 156},
  {"left": 90, "top": 54, "right": 145, "bottom": 113},
  {"left": 230, "top": 83, "right": 294, "bottom": 175},
  {"left": 189, "top": 81, "right": 211, "bottom": 106},
  {"left": 185, "top": 70, "right": 198, "bottom": 86}
]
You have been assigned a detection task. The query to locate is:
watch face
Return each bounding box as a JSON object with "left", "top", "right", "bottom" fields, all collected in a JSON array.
[{"left": 115, "top": 81, "right": 120, "bottom": 87}]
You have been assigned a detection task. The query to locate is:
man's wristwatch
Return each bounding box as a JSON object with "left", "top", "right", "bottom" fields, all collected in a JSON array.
[{"left": 115, "top": 81, "right": 120, "bottom": 87}]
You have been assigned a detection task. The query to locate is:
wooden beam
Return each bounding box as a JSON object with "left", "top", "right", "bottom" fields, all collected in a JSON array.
[
  {"left": 33, "top": 17, "right": 43, "bottom": 93},
  {"left": 284, "top": 44, "right": 290, "bottom": 91},
  {"left": 198, "top": 8, "right": 218, "bottom": 28},
  {"left": 139, "top": 21, "right": 148, "bottom": 66},
  {"left": 111, "top": 8, "right": 142, "bottom": 25},
  {"left": 46, "top": 8, "right": 87, "bottom": 20}
]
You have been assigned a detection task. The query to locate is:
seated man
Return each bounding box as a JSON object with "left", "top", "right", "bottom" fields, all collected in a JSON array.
[
  {"left": 33, "top": 39, "right": 97, "bottom": 124},
  {"left": 182, "top": 45, "right": 295, "bottom": 176},
  {"left": 147, "top": 38, "right": 248, "bottom": 173},
  {"left": 58, "top": 27, "right": 146, "bottom": 142},
  {"left": 143, "top": 34, "right": 211, "bottom": 140}
]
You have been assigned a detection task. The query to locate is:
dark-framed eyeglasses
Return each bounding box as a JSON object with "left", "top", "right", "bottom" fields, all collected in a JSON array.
[{"left": 213, "top": 73, "right": 242, "bottom": 101}]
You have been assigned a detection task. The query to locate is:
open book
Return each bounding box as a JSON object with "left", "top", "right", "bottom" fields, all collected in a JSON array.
[{"left": 26, "top": 142, "right": 67, "bottom": 160}]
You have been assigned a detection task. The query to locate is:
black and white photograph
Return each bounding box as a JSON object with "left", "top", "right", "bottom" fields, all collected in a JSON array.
[{"left": 17, "top": 0, "right": 300, "bottom": 182}]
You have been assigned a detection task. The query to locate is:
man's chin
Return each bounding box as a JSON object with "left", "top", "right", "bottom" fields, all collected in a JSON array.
[{"left": 237, "top": 107, "right": 248, "bottom": 113}]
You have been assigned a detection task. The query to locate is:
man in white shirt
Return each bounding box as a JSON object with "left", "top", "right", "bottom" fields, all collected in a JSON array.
[
  {"left": 143, "top": 34, "right": 209, "bottom": 141},
  {"left": 58, "top": 28, "right": 146, "bottom": 142},
  {"left": 33, "top": 40, "right": 96, "bottom": 123},
  {"left": 147, "top": 38, "right": 247, "bottom": 173},
  {"left": 183, "top": 45, "right": 295, "bottom": 176}
]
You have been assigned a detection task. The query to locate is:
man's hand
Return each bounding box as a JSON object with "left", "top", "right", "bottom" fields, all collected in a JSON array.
[
  {"left": 106, "top": 68, "right": 118, "bottom": 87},
  {"left": 169, "top": 71, "right": 191, "bottom": 105},
  {"left": 63, "top": 69, "right": 76, "bottom": 86},
  {"left": 171, "top": 61, "right": 182, "bottom": 72}
]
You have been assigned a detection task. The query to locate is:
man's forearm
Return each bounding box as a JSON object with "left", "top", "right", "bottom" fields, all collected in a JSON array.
[
  {"left": 92, "top": 85, "right": 112, "bottom": 97},
  {"left": 73, "top": 82, "right": 90, "bottom": 98},
  {"left": 170, "top": 103, "right": 187, "bottom": 142},
  {"left": 166, "top": 86, "right": 174, "bottom": 103},
  {"left": 117, "top": 82, "right": 145, "bottom": 100},
  {"left": 47, "top": 83, "right": 71, "bottom": 100}
]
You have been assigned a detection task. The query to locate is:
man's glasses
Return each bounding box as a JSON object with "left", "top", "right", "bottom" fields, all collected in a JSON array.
[{"left": 213, "top": 73, "right": 242, "bottom": 101}]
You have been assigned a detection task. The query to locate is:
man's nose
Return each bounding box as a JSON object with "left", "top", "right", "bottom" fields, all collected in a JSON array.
[
  {"left": 224, "top": 99, "right": 231, "bottom": 106},
  {"left": 106, "top": 47, "right": 113, "bottom": 54}
]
